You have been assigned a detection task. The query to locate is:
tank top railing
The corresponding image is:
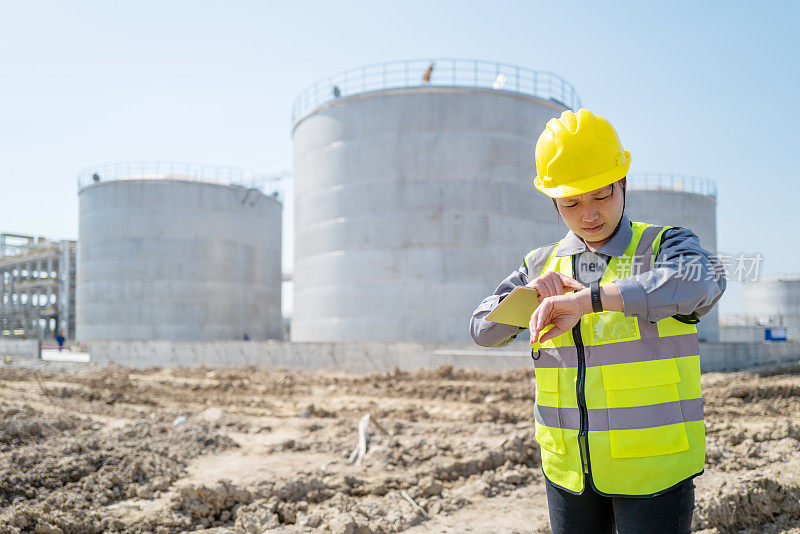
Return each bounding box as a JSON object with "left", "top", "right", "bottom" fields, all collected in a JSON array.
[
  {"left": 77, "top": 161, "right": 286, "bottom": 199},
  {"left": 627, "top": 173, "right": 717, "bottom": 200},
  {"left": 292, "top": 58, "right": 581, "bottom": 123}
]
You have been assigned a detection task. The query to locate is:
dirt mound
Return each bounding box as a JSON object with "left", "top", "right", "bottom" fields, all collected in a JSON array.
[
  {"left": 0, "top": 360, "right": 799, "bottom": 532},
  {"left": 0, "top": 415, "right": 236, "bottom": 533},
  {"left": 694, "top": 473, "right": 800, "bottom": 532},
  {"left": 0, "top": 403, "right": 85, "bottom": 448}
]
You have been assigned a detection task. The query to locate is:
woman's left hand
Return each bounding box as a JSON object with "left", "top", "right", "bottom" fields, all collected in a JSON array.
[{"left": 530, "top": 291, "right": 589, "bottom": 344}]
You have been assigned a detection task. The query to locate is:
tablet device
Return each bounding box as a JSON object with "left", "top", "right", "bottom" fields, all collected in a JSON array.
[{"left": 485, "top": 286, "right": 540, "bottom": 328}]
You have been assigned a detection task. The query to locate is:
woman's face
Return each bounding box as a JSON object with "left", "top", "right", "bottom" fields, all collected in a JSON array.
[{"left": 555, "top": 181, "right": 624, "bottom": 247}]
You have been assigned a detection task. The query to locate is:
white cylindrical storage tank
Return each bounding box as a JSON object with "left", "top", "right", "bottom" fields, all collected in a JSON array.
[
  {"left": 77, "top": 162, "right": 282, "bottom": 342},
  {"left": 743, "top": 275, "right": 800, "bottom": 341},
  {"left": 626, "top": 174, "right": 720, "bottom": 342},
  {"left": 291, "top": 59, "right": 581, "bottom": 342}
]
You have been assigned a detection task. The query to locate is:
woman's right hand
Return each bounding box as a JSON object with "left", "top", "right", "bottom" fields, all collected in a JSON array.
[{"left": 527, "top": 272, "right": 586, "bottom": 302}]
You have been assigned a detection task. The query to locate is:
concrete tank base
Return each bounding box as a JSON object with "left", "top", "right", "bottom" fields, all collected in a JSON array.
[{"left": 85, "top": 340, "right": 800, "bottom": 374}]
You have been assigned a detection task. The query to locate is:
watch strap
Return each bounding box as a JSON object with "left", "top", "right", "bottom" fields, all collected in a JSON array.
[{"left": 590, "top": 281, "right": 603, "bottom": 313}]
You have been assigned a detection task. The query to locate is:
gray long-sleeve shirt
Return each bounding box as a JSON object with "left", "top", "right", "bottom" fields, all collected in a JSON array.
[{"left": 469, "top": 212, "right": 727, "bottom": 347}]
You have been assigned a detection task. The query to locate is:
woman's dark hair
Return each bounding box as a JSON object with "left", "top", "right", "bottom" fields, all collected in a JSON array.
[{"left": 551, "top": 176, "right": 627, "bottom": 212}]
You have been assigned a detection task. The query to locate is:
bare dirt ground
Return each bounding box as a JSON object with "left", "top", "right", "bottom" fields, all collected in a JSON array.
[{"left": 0, "top": 357, "right": 799, "bottom": 533}]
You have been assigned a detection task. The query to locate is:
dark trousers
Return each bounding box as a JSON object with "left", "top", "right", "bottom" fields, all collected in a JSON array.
[{"left": 545, "top": 473, "right": 695, "bottom": 534}]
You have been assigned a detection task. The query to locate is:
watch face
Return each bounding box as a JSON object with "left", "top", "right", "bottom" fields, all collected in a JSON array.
[{"left": 576, "top": 251, "right": 607, "bottom": 284}]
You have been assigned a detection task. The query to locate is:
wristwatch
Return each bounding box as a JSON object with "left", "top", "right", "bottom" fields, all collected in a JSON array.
[{"left": 590, "top": 281, "right": 603, "bottom": 313}]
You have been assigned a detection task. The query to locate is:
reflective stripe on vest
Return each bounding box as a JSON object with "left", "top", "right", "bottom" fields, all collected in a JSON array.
[
  {"left": 528, "top": 221, "right": 705, "bottom": 496},
  {"left": 535, "top": 398, "right": 704, "bottom": 431}
]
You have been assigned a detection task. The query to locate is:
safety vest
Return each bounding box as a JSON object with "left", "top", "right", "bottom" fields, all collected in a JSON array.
[{"left": 528, "top": 221, "right": 705, "bottom": 496}]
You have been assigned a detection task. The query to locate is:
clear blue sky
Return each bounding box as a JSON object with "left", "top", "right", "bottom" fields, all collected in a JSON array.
[{"left": 1, "top": 1, "right": 797, "bottom": 315}]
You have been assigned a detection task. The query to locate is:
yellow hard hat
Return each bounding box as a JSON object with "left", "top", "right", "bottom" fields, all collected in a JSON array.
[{"left": 533, "top": 109, "right": 631, "bottom": 198}]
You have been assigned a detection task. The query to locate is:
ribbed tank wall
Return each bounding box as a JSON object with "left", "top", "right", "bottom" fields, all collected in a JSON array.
[
  {"left": 743, "top": 278, "right": 800, "bottom": 340},
  {"left": 626, "top": 190, "right": 720, "bottom": 341},
  {"left": 77, "top": 179, "right": 282, "bottom": 341},
  {"left": 292, "top": 87, "right": 567, "bottom": 342}
]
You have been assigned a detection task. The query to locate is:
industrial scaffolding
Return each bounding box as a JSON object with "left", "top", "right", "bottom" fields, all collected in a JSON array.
[{"left": 0, "top": 233, "right": 76, "bottom": 342}]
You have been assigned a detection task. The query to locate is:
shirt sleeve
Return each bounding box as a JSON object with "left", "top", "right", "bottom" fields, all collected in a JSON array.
[
  {"left": 612, "top": 226, "right": 727, "bottom": 323},
  {"left": 469, "top": 260, "right": 530, "bottom": 347}
]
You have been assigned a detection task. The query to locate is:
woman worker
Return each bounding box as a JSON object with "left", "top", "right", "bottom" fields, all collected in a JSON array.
[{"left": 469, "top": 109, "right": 726, "bottom": 533}]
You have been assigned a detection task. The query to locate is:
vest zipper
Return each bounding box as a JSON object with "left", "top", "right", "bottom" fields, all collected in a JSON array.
[
  {"left": 571, "top": 258, "right": 591, "bottom": 478},
  {"left": 572, "top": 322, "right": 590, "bottom": 475}
]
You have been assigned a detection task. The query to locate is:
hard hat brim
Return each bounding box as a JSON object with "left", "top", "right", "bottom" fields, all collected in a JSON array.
[{"left": 534, "top": 155, "right": 631, "bottom": 199}]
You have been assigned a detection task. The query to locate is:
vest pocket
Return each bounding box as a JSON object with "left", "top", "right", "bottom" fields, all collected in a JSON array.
[
  {"left": 601, "top": 360, "right": 690, "bottom": 458},
  {"left": 589, "top": 311, "right": 640, "bottom": 344},
  {"left": 608, "top": 422, "right": 690, "bottom": 458},
  {"left": 534, "top": 370, "right": 566, "bottom": 454}
]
